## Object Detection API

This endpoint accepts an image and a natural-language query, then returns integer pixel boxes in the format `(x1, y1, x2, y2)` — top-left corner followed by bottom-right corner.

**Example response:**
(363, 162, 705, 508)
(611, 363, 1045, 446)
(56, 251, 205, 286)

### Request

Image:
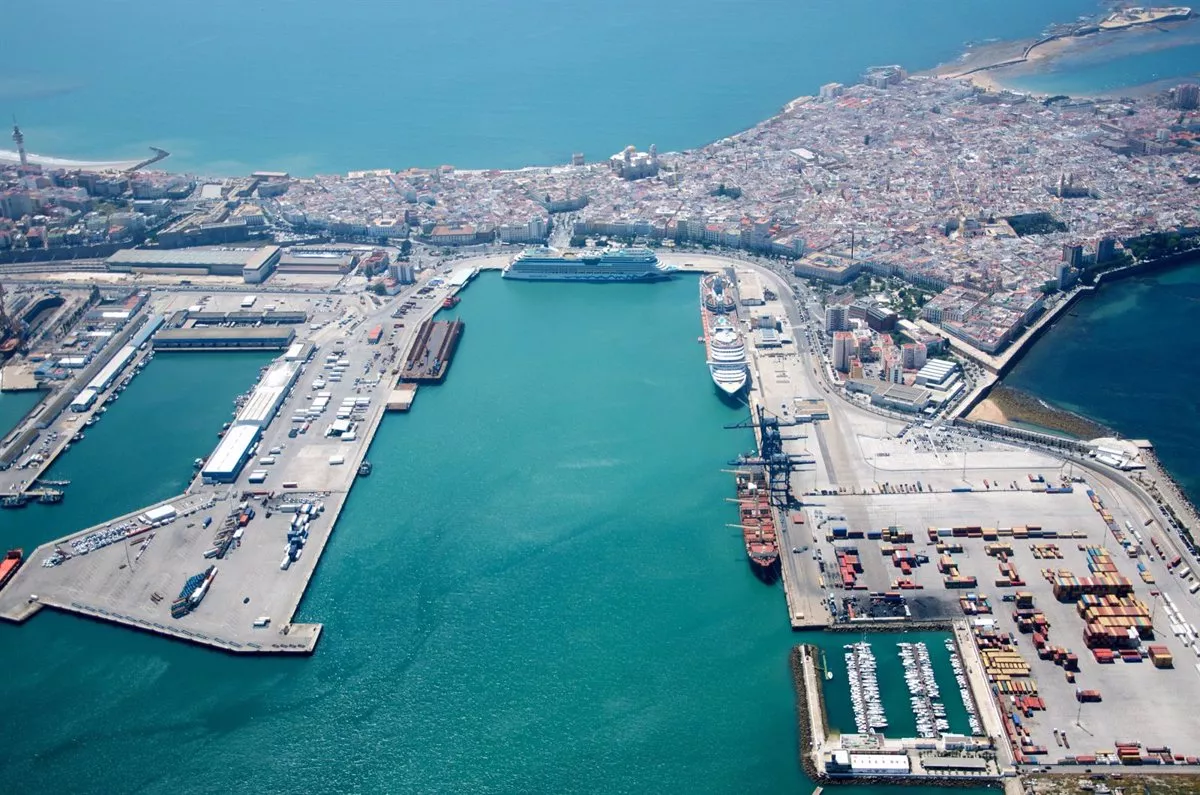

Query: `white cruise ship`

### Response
(707, 316, 749, 396)
(502, 246, 675, 282)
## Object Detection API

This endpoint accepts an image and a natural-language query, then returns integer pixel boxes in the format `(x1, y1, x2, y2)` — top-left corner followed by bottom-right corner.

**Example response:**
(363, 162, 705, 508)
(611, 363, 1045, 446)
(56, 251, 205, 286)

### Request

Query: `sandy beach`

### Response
(0, 149, 144, 171)
(967, 398, 1009, 424)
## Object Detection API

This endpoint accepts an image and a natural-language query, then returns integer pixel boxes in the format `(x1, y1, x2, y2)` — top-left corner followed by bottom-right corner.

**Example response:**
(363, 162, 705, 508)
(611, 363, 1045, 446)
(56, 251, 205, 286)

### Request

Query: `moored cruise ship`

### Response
(706, 316, 749, 396)
(701, 273, 736, 313)
(502, 246, 675, 282)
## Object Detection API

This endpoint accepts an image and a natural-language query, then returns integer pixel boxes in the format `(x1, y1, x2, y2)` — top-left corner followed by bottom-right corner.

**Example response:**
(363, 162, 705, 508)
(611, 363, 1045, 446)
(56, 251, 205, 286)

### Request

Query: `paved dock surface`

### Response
(0, 273, 468, 653)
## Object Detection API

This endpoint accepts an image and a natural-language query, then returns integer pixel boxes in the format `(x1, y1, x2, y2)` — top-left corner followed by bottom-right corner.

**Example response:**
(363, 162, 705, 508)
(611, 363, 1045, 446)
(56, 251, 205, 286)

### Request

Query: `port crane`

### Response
(725, 404, 813, 509)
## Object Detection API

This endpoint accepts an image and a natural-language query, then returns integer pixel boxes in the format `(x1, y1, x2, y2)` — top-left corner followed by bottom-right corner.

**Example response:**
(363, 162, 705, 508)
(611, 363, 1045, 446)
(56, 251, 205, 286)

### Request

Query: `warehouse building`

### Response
(86, 344, 137, 392)
(871, 383, 932, 413)
(184, 310, 307, 326)
(152, 327, 295, 351)
(201, 424, 261, 484)
(825, 750, 911, 777)
(106, 246, 280, 284)
(276, 245, 360, 275)
(70, 388, 98, 412)
(233, 360, 302, 429)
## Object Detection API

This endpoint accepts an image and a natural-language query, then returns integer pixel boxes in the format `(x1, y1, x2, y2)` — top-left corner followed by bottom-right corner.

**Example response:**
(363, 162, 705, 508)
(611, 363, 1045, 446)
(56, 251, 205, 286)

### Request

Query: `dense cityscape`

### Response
(2, 72, 1197, 360)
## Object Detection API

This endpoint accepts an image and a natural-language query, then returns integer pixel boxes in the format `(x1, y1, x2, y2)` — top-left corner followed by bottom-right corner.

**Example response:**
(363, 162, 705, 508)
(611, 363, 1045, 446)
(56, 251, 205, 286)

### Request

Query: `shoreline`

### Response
(926, 15, 1200, 97)
(11, 16, 1195, 179)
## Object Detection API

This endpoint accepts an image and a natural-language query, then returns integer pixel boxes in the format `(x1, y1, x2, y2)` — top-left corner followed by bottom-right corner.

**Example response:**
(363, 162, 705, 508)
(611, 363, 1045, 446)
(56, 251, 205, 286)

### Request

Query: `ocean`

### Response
(1006, 260, 1200, 507)
(0, 0, 1108, 175)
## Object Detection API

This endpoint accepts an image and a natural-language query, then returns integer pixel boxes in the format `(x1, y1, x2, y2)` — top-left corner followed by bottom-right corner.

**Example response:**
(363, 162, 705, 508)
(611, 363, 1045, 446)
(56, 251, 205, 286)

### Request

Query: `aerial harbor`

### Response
(1, 1, 1199, 793)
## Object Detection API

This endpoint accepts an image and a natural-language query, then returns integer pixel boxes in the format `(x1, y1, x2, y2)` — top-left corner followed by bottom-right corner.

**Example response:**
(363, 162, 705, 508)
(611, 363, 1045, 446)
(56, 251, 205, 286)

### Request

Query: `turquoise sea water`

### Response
(1007, 260, 1200, 506)
(0, 0, 1106, 174)
(0, 276, 968, 794)
(0, 389, 44, 441)
(999, 19, 1200, 97)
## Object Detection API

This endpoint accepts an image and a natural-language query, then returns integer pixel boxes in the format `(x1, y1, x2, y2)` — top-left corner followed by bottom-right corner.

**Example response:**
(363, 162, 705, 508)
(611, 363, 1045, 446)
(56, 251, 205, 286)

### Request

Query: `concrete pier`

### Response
(0, 277, 463, 653)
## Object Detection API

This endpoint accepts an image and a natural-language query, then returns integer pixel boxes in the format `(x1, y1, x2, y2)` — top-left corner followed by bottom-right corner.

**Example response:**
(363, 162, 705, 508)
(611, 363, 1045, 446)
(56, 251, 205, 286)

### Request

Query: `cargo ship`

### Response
(0, 549, 22, 591)
(502, 246, 675, 282)
(736, 469, 780, 582)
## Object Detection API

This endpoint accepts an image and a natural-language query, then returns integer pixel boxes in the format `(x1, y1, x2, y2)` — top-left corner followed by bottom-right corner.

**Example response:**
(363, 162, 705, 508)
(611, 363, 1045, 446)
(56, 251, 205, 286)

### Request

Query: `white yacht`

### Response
(707, 316, 749, 396)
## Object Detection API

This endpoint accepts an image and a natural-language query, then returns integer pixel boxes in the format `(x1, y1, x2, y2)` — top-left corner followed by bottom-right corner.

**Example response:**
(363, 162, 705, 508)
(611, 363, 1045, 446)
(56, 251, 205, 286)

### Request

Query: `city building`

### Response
(862, 65, 907, 89)
(609, 145, 660, 181)
(832, 331, 855, 372)
(825, 304, 850, 333)
(1097, 236, 1117, 264)
(1062, 243, 1084, 268)
(201, 424, 260, 484)
(866, 304, 898, 332)
(900, 342, 927, 370)
(819, 82, 845, 100)
(1175, 82, 1200, 110)
(1057, 261, 1076, 290)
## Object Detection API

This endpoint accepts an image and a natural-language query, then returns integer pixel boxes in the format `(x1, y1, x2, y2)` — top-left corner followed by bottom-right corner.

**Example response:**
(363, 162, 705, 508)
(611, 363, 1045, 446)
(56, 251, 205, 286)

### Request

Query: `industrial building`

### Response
(825, 750, 911, 776)
(737, 271, 765, 305)
(233, 360, 302, 429)
(276, 246, 360, 275)
(183, 310, 307, 327)
(106, 246, 281, 284)
(201, 424, 261, 483)
(70, 388, 98, 412)
(152, 327, 296, 351)
(870, 383, 932, 413)
(86, 344, 137, 392)
(914, 359, 958, 388)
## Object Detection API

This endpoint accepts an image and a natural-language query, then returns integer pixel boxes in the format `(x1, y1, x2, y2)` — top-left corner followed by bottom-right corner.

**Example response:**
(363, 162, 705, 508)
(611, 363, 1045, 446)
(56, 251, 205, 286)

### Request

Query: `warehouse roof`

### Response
(156, 327, 295, 341)
(202, 425, 260, 479)
(107, 246, 279, 268)
(921, 756, 988, 771)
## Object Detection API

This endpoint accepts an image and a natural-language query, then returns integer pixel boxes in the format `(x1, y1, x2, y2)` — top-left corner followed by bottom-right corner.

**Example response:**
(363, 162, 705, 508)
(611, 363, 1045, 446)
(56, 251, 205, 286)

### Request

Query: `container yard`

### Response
(793, 482, 1200, 769)
(0, 272, 467, 653)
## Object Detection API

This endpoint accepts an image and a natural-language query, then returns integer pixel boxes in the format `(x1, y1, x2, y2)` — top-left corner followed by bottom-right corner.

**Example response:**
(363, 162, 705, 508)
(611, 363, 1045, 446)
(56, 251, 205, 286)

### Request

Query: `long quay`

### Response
(401, 318, 464, 383)
(0, 275, 465, 654)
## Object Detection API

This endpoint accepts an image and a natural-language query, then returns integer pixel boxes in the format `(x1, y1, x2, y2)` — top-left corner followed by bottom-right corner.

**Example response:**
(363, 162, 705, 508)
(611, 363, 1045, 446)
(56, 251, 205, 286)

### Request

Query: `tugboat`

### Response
(0, 549, 23, 591)
(36, 489, 63, 505)
(358, 460, 373, 477)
